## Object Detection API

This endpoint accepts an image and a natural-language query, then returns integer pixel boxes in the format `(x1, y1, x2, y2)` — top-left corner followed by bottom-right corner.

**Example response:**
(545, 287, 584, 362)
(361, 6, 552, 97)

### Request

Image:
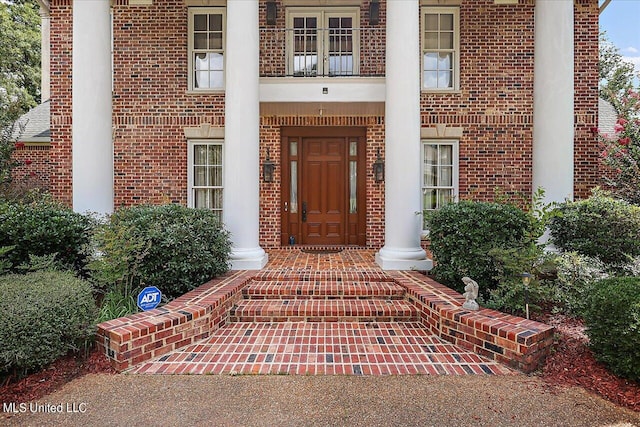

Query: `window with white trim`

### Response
(188, 8, 225, 90)
(421, 8, 459, 90)
(422, 140, 459, 227)
(188, 141, 223, 218)
(287, 7, 360, 77)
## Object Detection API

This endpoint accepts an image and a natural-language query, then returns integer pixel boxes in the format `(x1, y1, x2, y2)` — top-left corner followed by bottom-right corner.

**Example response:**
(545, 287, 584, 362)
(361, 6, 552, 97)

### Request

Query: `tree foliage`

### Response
(599, 31, 638, 113)
(0, 0, 41, 125)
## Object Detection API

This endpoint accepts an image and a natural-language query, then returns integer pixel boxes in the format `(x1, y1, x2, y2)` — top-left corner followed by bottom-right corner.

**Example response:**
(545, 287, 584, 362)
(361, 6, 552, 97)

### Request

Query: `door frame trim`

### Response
(280, 126, 367, 246)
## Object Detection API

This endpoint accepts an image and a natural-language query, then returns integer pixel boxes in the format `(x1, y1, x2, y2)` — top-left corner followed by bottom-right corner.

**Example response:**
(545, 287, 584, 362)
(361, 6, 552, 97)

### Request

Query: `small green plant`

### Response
(548, 252, 609, 317)
(549, 189, 640, 265)
(583, 277, 640, 382)
(0, 271, 97, 379)
(97, 289, 138, 323)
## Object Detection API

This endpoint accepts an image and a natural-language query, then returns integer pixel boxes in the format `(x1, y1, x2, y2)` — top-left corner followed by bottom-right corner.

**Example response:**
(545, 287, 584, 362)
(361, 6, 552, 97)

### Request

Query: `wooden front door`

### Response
(301, 137, 345, 245)
(281, 127, 366, 246)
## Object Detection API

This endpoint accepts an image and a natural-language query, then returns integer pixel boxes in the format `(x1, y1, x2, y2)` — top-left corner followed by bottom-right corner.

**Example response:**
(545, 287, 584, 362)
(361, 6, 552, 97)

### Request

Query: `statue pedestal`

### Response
(462, 300, 479, 311)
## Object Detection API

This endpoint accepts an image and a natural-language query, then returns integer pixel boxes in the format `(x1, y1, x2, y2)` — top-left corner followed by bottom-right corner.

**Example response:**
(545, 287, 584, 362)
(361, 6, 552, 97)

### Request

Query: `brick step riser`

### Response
(242, 281, 406, 301)
(229, 300, 420, 323)
(229, 315, 420, 323)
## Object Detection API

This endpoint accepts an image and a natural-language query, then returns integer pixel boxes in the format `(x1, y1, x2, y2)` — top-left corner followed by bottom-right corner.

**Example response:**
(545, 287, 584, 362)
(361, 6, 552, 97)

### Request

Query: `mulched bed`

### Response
(0, 347, 116, 405)
(1, 317, 638, 412)
(538, 314, 640, 412)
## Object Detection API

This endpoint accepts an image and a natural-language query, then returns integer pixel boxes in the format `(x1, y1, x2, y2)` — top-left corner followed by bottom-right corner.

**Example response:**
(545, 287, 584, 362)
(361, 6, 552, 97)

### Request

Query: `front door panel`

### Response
(301, 138, 345, 245)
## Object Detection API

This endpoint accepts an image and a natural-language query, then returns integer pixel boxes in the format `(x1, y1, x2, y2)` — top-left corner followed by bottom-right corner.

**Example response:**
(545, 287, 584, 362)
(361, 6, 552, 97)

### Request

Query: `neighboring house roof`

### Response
(598, 97, 618, 137)
(12, 100, 50, 143)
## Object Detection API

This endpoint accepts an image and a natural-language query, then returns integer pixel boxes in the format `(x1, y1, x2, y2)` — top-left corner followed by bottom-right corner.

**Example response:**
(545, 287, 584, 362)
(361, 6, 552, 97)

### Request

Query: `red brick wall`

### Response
(47, 0, 599, 247)
(422, 0, 535, 203)
(573, 0, 601, 199)
(9, 144, 50, 192)
(49, 0, 72, 206)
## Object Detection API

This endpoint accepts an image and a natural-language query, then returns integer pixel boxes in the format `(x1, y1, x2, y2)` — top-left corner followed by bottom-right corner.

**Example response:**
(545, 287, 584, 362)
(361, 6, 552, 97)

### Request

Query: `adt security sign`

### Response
(137, 286, 162, 311)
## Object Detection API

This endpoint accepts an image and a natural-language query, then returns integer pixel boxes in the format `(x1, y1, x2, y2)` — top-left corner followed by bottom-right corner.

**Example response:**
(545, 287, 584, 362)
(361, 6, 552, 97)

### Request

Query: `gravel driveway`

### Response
(3, 374, 639, 426)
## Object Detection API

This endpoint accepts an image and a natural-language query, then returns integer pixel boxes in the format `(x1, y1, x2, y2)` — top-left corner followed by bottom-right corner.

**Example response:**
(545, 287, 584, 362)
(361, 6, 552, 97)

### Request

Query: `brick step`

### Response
(242, 281, 406, 300)
(229, 299, 419, 323)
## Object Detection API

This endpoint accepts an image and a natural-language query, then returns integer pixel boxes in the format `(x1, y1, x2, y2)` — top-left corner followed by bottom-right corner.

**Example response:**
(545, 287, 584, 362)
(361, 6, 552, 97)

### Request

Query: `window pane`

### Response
(424, 14, 438, 30)
(194, 189, 208, 208)
(440, 32, 453, 50)
(194, 166, 207, 186)
(290, 141, 298, 157)
(209, 53, 224, 70)
(194, 14, 207, 31)
(439, 145, 453, 165)
(209, 166, 222, 186)
(439, 166, 453, 186)
(194, 145, 207, 164)
(208, 144, 222, 165)
(424, 52, 438, 71)
(440, 14, 453, 31)
(290, 161, 298, 213)
(425, 144, 438, 163)
(423, 189, 436, 210)
(209, 33, 223, 50)
(349, 160, 357, 214)
(209, 14, 222, 31)
(424, 32, 438, 50)
(349, 140, 357, 156)
(194, 33, 207, 50)
(438, 189, 453, 207)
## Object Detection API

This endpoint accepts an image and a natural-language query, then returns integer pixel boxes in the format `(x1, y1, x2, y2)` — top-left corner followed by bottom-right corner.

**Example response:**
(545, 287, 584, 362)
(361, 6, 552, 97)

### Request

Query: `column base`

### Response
(375, 247, 433, 271)
(229, 247, 268, 270)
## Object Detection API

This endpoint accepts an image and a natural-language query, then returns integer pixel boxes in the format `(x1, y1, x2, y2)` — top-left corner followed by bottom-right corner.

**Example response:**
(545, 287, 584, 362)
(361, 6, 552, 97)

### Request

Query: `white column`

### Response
(224, 0, 268, 269)
(533, 0, 574, 204)
(40, 6, 50, 102)
(376, 0, 431, 271)
(72, 0, 113, 215)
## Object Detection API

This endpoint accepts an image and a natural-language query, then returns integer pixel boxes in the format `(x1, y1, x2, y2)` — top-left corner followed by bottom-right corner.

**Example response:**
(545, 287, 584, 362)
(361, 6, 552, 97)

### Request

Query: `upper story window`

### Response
(422, 140, 459, 228)
(421, 7, 459, 91)
(287, 8, 360, 77)
(188, 8, 225, 91)
(188, 140, 224, 219)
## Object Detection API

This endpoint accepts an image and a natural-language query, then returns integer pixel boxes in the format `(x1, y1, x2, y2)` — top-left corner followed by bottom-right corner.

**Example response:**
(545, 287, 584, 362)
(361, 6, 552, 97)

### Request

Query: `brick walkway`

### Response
(123, 249, 518, 376)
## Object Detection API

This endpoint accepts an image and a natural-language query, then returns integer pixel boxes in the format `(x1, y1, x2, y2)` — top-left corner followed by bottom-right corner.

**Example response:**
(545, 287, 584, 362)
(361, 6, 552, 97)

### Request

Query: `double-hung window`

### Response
(188, 8, 225, 90)
(287, 8, 360, 77)
(422, 7, 459, 90)
(188, 141, 223, 218)
(422, 140, 459, 228)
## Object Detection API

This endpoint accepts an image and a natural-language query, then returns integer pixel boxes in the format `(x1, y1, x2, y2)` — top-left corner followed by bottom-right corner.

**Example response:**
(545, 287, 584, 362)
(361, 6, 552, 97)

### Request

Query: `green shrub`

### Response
(90, 204, 231, 300)
(0, 200, 92, 273)
(548, 252, 609, 317)
(0, 271, 96, 377)
(549, 190, 640, 265)
(583, 277, 640, 382)
(426, 200, 534, 297)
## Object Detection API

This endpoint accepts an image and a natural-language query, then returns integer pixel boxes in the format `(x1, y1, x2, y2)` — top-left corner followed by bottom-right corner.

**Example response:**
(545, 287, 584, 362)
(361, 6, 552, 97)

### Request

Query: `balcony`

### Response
(259, 27, 386, 107)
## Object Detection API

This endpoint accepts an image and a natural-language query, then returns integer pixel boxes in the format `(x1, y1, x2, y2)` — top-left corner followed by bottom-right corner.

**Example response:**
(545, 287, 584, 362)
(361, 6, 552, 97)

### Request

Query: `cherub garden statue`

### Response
(462, 276, 479, 311)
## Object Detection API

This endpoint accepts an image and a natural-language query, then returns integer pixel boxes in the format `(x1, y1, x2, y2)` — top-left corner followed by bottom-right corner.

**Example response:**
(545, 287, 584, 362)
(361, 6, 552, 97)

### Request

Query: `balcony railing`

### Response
(260, 27, 386, 78)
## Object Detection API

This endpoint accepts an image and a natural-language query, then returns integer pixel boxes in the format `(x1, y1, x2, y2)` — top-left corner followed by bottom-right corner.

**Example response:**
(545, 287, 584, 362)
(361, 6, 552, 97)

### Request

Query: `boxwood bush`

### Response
(549, 191, 640, 265)
(91, 204, 231, 300)
(426, 200, 534, 297)
(0, 271, 96, 377)
(583, 277, 640, 382)
(0, 200, 92, 273)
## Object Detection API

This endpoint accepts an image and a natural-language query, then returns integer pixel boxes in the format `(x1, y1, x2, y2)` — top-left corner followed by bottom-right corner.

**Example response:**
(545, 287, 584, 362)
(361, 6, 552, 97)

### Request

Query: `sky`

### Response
(599, 0, 640, 80)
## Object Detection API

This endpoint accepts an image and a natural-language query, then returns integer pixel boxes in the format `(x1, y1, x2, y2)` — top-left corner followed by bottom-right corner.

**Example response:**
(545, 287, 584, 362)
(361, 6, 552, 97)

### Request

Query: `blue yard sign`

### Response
(137, 286, 162, 311)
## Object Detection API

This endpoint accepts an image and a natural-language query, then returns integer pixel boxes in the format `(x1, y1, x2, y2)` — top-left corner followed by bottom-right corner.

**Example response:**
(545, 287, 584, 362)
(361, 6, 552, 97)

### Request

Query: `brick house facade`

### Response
(41, 0, 600, 270)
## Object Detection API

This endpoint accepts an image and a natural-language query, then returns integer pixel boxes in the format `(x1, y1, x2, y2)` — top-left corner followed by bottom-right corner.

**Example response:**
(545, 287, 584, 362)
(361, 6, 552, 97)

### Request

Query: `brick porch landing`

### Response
(96, 249, 554, 375)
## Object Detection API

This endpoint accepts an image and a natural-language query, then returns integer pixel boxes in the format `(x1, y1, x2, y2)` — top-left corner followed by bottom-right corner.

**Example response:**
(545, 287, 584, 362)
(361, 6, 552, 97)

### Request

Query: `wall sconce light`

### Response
(266, 1, 277, 25)
(521, 272, 532, 319)
(373, 147, 385, 183)
(369, 0, 380, 25)
(263, 148, 275, 182)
